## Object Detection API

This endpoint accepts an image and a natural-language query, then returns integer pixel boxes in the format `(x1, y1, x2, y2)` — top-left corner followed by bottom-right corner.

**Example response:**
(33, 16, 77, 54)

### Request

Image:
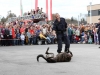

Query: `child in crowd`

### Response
(20, 32, 25, 45)
(88, 36, 93, 44)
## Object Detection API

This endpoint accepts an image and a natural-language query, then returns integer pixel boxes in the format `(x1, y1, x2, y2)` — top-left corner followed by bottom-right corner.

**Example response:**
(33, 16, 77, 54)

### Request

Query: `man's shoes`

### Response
(65, 50, 73, 57)
(57, 51, 62, 54)
(99, 46, 100, 48)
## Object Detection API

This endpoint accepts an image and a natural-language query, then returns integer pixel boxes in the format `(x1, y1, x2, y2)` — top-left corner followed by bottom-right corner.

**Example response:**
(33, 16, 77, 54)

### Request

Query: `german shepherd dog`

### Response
(37, 47, 73, 63)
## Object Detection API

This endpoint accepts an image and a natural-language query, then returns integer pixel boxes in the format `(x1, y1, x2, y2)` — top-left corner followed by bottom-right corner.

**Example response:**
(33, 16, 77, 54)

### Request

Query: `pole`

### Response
(90, 2, 92, 24)
(35, 0, 38, 11)
(50, 0, 52, 20)
(46, 0, 48, 21)
(20, 0, 23, 17)
(78, 15, 79, 26)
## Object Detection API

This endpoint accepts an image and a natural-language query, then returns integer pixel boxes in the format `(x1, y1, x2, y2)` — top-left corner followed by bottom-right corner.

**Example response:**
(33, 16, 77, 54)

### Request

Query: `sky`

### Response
(0, 0, 100, 19)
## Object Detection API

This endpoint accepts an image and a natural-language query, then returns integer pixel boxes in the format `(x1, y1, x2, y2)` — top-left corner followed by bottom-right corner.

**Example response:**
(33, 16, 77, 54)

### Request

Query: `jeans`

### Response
(12, 39, 16, 46)
(33, 37, 37, 44)
(21, 40, 24, 45)
(46, 37, 51, 43)
(16, 39, 20, 45)
(50, 38, 55, 44)
(68, 35, 72, 43)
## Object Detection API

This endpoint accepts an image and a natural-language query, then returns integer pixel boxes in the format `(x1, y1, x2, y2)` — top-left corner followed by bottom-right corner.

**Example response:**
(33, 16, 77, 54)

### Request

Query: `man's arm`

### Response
(52, 30, 56, 35)
(52, 20, 57, 36)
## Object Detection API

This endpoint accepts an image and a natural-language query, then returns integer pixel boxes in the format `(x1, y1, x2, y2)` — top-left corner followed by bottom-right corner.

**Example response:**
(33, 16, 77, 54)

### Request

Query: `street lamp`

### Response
(78, 15, 79, 26)
(78, 13, 82, 26)
(90, 2, 92, 24)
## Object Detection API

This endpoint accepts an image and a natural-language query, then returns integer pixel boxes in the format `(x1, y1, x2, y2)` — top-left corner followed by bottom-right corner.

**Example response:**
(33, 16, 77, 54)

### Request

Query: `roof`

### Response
(87, 4, 100, 7)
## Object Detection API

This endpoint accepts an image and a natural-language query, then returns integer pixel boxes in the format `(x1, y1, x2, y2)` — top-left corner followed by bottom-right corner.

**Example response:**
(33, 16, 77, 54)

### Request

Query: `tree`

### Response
(80, 18, 87, 24)
(5, 11, 17, 23)
(6, 13, 16, 20)
(71, 17, 74, 21)
(1, 17, 6, 23)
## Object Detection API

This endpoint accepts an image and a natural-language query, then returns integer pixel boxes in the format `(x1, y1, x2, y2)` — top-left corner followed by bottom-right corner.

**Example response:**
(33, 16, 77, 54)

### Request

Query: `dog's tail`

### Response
(37, 54, 47, 62)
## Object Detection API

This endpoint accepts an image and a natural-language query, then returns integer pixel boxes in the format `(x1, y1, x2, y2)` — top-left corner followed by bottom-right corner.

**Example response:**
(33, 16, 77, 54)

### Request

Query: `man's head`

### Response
(55, 13, 60, 20)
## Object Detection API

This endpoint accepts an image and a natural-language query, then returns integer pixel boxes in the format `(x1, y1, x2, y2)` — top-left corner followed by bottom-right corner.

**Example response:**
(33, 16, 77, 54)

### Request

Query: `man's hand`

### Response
(52, 30, 56, 37)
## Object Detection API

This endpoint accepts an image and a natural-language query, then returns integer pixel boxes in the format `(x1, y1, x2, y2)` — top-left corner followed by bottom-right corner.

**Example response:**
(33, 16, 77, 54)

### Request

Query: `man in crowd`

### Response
(96, 18, 100, 48)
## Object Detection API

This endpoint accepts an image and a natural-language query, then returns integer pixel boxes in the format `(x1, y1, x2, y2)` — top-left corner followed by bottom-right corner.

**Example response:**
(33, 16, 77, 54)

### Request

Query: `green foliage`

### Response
(0, 12, 16, 23)
(1, 17, 6, 23)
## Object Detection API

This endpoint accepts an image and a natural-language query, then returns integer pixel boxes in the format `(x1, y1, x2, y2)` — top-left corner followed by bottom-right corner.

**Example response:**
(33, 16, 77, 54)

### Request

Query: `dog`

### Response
(37, 47, 73, 63)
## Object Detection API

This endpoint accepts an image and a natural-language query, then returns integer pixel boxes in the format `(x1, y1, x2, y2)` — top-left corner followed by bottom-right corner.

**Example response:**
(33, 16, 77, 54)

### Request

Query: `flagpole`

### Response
(50, 0, 52, 20)
(46, 0, 48, 21)
(35, 0, 38, 11)
(20, 0, 23, 17)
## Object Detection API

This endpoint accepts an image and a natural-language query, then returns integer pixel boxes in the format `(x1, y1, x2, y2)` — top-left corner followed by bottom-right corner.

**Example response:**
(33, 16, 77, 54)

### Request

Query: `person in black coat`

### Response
(96, 18, 100, 48)
(52, 13, 71, 53)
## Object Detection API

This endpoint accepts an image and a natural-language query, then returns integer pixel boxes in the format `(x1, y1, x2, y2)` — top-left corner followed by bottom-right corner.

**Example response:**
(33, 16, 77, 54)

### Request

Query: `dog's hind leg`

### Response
(37, 54, 47, 62)
(45, 47, 54, 58)
(45, 47, 54, 55)
(45, 47, 50, 54)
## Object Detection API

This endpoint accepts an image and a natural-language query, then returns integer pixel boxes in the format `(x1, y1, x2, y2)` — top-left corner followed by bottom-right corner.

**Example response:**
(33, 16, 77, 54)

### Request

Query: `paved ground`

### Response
(0, 44, 100, 75)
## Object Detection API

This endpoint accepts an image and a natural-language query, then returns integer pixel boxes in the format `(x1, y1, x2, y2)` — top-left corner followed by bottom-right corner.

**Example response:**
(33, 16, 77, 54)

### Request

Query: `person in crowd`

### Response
(9, 25, 13, 45)
(20, 32, 25, 45)
(68, 24, 73, 43)
(94, 28, 98, 44)
(96, 18, 100, 48)
(12, 26, 16, 45)
(88, 35, 93, 44)
(0, 26, 5, 46)
(29, 26, 34, 45)
(26, 29, 31, 45)
(75, 28, 80, 43)
(4, 26, 10, 46)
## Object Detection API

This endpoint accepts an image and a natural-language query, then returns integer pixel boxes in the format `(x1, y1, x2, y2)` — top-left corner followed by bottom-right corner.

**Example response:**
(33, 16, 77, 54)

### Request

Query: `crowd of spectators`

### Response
(0, 22, 99, 46)
(0, 23, 56, 46)
(0, 7, 99, 46)
(67, 23, 98, 44)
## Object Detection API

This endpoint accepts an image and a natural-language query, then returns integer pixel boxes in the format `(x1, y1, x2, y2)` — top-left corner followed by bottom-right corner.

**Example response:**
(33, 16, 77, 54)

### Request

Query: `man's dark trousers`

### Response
(98, 33, 100, 45)
(57, 32, 70, 53)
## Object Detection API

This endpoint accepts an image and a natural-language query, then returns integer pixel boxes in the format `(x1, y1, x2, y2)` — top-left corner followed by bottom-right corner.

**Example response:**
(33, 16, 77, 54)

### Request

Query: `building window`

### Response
(88, 11, 90, 16)
(98, 10, 100, 15)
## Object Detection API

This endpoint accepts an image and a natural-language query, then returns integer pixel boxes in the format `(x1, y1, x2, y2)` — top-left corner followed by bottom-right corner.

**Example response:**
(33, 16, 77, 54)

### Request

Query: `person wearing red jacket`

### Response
(12, 27, 16, 45)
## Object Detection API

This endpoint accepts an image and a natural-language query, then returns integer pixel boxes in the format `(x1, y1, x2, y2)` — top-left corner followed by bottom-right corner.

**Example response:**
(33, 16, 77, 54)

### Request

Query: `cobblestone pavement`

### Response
(0, 44, 100, 75)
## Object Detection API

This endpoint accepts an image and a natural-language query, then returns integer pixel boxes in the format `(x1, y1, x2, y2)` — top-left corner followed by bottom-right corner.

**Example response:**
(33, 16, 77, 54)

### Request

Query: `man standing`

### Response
(96, 18, 100, 48)
(52, 13, 70, 53)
